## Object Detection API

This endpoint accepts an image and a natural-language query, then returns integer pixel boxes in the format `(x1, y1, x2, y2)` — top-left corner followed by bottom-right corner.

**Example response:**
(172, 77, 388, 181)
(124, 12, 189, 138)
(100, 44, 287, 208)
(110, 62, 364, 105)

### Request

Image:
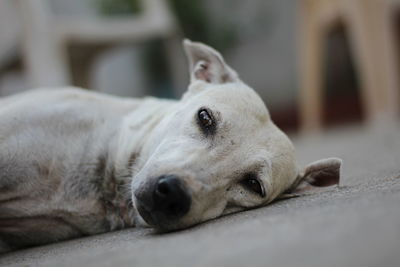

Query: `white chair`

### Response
(16, 0, 186, 95)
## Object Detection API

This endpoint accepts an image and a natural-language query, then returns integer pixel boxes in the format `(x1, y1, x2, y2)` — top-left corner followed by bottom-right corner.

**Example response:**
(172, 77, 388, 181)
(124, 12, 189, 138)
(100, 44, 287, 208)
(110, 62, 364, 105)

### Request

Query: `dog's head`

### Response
(132, 40, 342, 230)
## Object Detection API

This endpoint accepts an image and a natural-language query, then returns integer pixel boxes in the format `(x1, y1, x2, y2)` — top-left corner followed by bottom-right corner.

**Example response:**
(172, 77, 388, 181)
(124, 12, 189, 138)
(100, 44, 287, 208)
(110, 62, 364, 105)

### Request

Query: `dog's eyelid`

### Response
(256, 177, 266, 198)
(240, 172, 266, 197)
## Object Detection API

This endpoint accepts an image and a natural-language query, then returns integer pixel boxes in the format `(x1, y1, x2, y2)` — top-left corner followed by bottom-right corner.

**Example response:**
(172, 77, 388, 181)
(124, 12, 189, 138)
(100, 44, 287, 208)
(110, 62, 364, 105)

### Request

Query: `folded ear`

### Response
(183, 39, 240, 84)
(282, 158, 342, 197)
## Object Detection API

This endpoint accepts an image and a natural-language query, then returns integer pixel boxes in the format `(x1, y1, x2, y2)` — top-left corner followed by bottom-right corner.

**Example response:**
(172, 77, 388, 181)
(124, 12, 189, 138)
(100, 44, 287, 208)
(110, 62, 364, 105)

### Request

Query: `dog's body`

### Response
(0, 89, 169, 250)
(0, 40, 341, 252)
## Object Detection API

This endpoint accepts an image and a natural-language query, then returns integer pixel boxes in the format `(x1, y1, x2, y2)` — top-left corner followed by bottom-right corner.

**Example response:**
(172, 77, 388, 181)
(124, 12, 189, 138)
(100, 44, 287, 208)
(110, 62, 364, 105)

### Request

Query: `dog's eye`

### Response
(197, 108, 215, 134)
(198, 109, 213, 127)
(241, 174, 265, 197)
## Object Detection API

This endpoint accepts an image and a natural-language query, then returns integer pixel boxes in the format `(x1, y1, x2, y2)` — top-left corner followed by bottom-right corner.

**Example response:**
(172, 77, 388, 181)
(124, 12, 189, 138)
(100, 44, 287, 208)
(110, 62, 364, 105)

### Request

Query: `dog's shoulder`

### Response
(0, 87, 140, 243)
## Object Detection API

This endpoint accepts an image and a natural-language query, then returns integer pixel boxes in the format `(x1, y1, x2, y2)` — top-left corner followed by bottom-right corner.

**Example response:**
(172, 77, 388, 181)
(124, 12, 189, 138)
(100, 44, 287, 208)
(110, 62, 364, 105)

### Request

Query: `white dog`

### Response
(0, 40, 341, 252)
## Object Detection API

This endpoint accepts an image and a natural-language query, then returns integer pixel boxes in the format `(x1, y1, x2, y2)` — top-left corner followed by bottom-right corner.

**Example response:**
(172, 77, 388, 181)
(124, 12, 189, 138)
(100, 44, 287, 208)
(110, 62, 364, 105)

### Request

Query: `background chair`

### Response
(299, 0, 399, 133)
(16, 0, 186, 96)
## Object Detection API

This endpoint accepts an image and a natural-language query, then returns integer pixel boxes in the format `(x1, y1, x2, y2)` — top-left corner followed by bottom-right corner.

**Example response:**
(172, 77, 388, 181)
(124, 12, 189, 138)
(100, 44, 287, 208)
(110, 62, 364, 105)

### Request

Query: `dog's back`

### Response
(0, 88, 139, 251)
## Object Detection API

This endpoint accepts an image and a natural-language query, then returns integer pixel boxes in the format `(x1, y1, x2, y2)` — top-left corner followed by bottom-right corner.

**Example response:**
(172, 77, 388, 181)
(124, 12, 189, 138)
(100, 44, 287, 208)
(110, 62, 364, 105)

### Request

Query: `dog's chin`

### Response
(136, 203, 157, 226)
(135, 202, 189, 232)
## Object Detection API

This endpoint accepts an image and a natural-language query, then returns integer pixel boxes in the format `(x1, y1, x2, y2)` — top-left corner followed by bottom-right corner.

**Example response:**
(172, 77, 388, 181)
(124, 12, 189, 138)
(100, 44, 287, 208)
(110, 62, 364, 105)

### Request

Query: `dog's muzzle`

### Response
(134, 175, 192, 228)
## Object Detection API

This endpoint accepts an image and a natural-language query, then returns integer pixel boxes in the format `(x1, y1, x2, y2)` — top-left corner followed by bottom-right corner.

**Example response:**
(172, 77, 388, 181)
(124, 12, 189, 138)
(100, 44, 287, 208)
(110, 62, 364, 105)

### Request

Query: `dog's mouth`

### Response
(135, 198, 190, 230)
(135, 200, 157, 226)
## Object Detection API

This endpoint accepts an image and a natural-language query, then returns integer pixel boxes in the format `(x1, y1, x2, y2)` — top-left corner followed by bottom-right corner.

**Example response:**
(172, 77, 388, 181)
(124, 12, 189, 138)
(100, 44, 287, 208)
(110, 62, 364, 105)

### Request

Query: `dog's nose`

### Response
(153, 175, 191, 218)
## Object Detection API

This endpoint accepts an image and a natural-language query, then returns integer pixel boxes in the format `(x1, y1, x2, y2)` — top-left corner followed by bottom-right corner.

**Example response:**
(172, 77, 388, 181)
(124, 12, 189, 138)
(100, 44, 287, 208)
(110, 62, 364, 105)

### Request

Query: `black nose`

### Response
(153, 175, 191, 219)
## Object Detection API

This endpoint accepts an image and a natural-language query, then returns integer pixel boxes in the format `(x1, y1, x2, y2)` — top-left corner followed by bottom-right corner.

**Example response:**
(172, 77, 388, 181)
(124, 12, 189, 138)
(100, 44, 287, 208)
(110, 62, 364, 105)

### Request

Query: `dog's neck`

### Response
(108, 98, 179, 227)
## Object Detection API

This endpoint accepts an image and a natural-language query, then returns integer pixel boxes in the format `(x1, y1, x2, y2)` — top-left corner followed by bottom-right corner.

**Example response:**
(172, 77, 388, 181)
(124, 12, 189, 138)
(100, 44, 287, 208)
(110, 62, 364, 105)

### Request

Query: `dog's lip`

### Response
(135, 197, 185, 229)
(135, 199, 157, 226)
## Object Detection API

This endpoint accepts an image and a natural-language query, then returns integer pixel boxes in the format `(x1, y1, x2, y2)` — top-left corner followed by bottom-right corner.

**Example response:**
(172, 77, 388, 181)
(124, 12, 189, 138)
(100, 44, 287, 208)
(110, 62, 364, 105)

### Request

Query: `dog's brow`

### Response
(238, 163, 263, 178)
(245, 160, 271, 176)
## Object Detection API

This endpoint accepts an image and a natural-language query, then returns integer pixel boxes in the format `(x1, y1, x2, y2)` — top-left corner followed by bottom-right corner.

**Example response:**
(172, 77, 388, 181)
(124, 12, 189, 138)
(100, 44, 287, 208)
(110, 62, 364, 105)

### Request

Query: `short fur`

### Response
(0, 40, 341, 252)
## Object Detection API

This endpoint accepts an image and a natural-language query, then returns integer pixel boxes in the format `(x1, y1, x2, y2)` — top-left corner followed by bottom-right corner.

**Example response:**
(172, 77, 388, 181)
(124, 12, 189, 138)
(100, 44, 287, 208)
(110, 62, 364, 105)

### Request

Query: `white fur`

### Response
(0, 40, 341, 251)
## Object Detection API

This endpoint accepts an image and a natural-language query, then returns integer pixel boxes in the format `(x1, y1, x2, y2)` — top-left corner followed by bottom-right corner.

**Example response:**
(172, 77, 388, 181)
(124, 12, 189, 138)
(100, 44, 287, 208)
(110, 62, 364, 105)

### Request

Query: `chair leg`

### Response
(345, 0, 383, 124)
(380, 1, 400, 121)
(299, 5, 324, 133)
(17, 0, 71, 88)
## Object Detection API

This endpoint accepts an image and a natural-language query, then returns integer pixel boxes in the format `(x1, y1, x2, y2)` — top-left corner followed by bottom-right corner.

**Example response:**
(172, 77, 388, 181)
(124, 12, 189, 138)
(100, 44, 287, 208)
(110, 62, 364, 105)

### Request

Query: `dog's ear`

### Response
(183, 39, 240, 84)
(281, 158, 342, 198)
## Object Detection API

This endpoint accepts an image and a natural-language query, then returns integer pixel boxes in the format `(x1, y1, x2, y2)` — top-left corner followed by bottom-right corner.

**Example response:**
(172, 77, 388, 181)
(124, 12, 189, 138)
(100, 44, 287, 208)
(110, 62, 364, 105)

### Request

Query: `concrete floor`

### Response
(1, 124, 400, 267)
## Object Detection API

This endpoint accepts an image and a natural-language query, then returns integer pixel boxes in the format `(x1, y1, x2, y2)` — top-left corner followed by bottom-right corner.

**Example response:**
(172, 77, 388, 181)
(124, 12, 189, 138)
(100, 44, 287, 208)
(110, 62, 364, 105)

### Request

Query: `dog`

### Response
(0, 40, 342, 252)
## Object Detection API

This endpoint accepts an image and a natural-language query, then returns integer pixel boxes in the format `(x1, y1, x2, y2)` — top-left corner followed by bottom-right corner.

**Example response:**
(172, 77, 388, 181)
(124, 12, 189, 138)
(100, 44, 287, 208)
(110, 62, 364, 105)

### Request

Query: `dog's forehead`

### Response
(190, 83, 270, 124)
(183, 81, 296, 166)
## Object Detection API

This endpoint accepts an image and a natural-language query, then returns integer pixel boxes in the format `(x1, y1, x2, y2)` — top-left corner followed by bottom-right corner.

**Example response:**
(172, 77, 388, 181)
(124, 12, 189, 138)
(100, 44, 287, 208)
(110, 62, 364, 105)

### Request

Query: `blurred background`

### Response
(1, 2, 400, 266)
(0, 0, 399, 134)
